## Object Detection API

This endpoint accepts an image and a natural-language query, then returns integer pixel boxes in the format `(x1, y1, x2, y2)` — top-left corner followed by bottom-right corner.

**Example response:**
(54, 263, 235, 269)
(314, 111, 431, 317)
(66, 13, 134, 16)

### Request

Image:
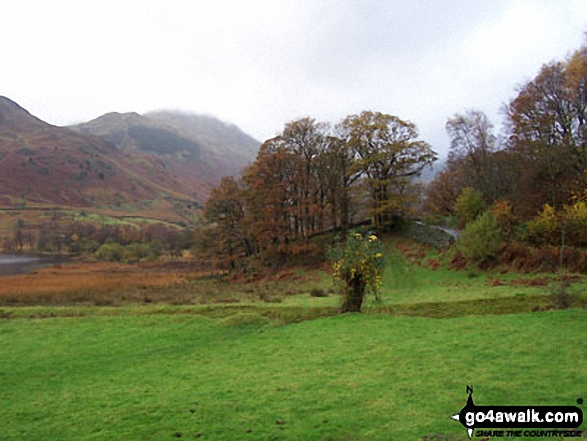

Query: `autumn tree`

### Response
(242, 137, 302, 260)
(425, 45, 587, 232)
(200, 111, 435, 270)
(446, 110, 496, 162)
(445, 110, 499, 199)
(318, 134, 363, 230)
(280, 118, 325, 237)
(506, 46, 587, 213)
(425, 111, 517, 218)
(422, 167, 461, 216)
(242, 119, 358, 262)
(339, 111, 436, 226)
(201, 176, 251, 269)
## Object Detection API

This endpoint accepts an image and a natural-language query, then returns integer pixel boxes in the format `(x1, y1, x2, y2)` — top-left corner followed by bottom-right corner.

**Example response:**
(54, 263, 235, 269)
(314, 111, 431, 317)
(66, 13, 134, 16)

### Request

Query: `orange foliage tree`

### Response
(200, 112, 436, 269)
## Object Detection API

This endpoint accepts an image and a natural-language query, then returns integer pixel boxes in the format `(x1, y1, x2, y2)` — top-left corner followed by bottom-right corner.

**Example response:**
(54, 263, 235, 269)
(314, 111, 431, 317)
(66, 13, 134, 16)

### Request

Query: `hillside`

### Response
(0, 96, 195, 223)
(70, 111, 260, 200)
(145, 110, 259, 170)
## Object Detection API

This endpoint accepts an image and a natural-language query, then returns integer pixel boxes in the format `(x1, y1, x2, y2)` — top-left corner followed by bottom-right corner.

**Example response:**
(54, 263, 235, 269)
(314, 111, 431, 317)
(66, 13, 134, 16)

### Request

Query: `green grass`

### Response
(0, 311, 584, 440)
(377, 240, 552, 306)
(71, 209, 168, 227)
(1, 236, 585, 439)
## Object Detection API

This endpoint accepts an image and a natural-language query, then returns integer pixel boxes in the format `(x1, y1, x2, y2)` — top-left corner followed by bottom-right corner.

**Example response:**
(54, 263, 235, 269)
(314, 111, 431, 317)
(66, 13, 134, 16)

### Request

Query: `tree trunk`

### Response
(341, 274, 365, 313)
(340, 189, 350, 231)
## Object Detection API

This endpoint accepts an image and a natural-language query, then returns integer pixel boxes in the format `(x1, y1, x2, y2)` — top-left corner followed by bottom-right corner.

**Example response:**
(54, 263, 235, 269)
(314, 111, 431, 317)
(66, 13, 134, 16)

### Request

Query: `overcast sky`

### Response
(1, 0, 585, 157)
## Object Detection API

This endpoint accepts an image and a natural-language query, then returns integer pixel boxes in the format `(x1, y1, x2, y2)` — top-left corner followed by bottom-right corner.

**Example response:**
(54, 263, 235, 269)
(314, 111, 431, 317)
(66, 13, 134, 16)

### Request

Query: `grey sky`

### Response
(1, 0, 585, 157)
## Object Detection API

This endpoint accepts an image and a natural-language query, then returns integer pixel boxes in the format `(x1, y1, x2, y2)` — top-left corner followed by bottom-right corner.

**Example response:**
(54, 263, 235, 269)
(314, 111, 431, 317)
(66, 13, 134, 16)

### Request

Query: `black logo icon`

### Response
(451, 386, 583, 439)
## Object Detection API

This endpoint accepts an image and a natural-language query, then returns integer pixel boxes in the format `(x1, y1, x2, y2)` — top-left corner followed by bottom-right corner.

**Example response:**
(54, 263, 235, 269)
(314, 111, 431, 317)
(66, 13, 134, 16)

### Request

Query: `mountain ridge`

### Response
(0, 96, 58, 133)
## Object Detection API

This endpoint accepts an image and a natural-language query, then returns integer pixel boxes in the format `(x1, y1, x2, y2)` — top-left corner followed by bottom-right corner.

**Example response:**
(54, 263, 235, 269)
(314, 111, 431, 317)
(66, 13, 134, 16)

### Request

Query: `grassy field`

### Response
(0, 237, 585, 440)
(1, 311, 584, 440)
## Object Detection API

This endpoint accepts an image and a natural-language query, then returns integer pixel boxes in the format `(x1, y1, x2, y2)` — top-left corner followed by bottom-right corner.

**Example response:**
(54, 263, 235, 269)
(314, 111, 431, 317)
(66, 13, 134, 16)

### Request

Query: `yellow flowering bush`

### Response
(331, 231, 385, 312)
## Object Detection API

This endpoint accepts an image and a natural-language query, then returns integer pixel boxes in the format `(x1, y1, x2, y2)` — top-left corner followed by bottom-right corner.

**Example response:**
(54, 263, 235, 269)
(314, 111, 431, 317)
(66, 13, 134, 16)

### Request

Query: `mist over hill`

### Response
(145, 110, 260, 166)
(69, 112, 201, 157)
(70, 111, 260, 199)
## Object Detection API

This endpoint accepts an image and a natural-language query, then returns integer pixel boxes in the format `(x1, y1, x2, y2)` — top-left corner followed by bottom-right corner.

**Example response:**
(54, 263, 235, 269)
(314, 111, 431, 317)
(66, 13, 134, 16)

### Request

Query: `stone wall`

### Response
(397, 219, 456, 249)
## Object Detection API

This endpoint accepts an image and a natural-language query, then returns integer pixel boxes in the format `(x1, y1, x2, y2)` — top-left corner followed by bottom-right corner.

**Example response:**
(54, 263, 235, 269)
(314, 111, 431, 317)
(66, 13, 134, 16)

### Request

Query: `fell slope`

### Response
(0, 96, 194, 223)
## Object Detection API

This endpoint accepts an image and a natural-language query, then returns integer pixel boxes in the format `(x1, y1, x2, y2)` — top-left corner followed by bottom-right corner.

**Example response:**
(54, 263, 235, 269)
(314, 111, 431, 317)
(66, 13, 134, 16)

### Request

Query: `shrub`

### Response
(94, 241, 162, 263)
(310, 288, 328, 297)
(454, 187, 486, 227)
(549, 279, 577, 310)
(526, 204, 559, 245)
(491, 200, 517, 239)
(563, 201, 587, 246)
(457, 211, 502, 263)
(526, 201, 587, 247)
(95, 243, 127, 262)
(125, 242, 162, 263)
(78, 238, 99, 254)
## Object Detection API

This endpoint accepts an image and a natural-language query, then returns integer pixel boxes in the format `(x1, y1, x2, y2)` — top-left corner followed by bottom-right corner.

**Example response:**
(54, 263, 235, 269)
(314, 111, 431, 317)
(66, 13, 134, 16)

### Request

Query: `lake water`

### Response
(0, 254, 67, 276)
